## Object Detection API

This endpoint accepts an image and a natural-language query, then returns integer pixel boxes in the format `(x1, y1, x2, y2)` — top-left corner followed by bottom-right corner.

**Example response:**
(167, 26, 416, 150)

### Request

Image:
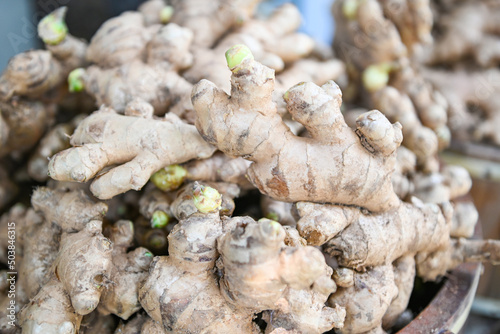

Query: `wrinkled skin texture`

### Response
(0, 100, 56, 158)
(332, 0, 406, 70)
(423, 68, 500, 146)
(183, 3, 318, 93)
(169, 0, 260, 48)
(219, 220, 344, 333)
(98, 221, 153, 320)
(192, 56, 402, 212)
(52, 221, 113, 315)
(382, 255, 415, 329)
(0, 51, 63, 101)
(430, 2, 500, 67)
(184, 152, 253, 190)
(19, 279, 82, 334)
(81, 60, 193, 116)
(328, 265, 398, 334)
(297, 199, 452, 271)
(48, 105, 216, 199)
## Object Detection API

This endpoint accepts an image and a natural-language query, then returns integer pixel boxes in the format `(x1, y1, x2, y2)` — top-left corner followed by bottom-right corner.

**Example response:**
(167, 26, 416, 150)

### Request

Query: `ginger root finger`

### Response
(48, 106, 215, 199)
(192, 45, 402, 212)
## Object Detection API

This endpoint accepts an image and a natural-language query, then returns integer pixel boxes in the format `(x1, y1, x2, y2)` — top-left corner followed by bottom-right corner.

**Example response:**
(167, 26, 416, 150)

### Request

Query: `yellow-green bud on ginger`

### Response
(151, 210, 169, 228)
(342, 0, 359, 20)
(258, 218, 283, 238)
(192, 182, 222, 213)
(362, 63, 394, 93)
(265, 212, 280, 222)
(160, 6, 174, 24)
(38, 7, 68, 45)
(68, 68, 85, 93)
(150, 165, 187, 192)
(225, 44, 254, 71)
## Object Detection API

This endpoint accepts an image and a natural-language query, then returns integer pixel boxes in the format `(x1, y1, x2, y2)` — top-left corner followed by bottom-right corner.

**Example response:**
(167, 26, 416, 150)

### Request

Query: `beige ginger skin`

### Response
(192, 45, 403, 212)
(48, 102, 216, 199)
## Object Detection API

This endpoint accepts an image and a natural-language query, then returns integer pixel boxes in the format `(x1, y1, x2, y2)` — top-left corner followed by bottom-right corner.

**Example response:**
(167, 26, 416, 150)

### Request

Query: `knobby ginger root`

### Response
(0, 204, 33, 265)
(323, 199, 449, 269)
(219, 218, 344, 333)
(333, 0, 450, 164)
(38, 7, 88, 75)
(142, 177, 239, 222)
(0, 100, 56, 158)
(86, 11, 158, 68)
(18, 187, 107, 303)
(451, 201, 479, 238)
(391, 146, 416, 199)
(98, 221, 153, 319)
(19, 279, 82, 334)
(423, 68, 500, 146)
(328, 264, 397, 334)
(48, 104, 215, 199)
(0, 50, 63, 101)
(379, 0, 434, 53)
(0, 8, 85, 102)
(430, 2, 500, 67)
(169, 182, 238, 220)
(150, 152, 253, 192)
(75, 23, 195, 116)
(333, 0, 406, 70)
(183, 3, 317, 92)
(139, 0, 173, 26)
(192, 45, 402, 212)
(168, 0, 260, 48)
(138, 185, 344, 333)
(411, 165, 472, 204)
(296, 198, 451, 269)
(382, 255, 415, 329)
(0, 166, 17, 210)
(261, 195, 296, 226)
(28, 115, 83, 182)
(371, 85, 440, 171)
(52, 220, 113, 315)
(416, 238, 500, 281)
(139, 187, 175, 228)
(139, 213, 259, 333)
(183, 152, 253, 190)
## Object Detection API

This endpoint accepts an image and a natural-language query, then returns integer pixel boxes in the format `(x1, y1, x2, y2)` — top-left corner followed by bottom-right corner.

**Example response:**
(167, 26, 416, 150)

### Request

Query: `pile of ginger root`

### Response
(0, 1, 500, 334)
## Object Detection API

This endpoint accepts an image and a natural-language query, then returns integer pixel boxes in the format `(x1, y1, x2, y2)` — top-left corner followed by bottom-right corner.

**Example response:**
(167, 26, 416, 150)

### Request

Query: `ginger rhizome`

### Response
(75, 21, 195, 116)
(2, 0, 499, 332)
(98, 221, 153, 320)
(332, 0, 450, 171)
(192, 45, 402, 212)
(423, 68, 500, 146)
(0, 7, 86, 102)
(48, 103, 215, 199)
(139, 186, 345, 333)
(429, 1, 500, 67)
